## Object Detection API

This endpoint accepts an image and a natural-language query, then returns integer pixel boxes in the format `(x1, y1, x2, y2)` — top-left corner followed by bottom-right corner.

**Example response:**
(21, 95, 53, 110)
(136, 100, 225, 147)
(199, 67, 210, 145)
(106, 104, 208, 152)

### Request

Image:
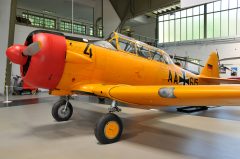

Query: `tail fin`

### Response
(200, 52, 219, 78)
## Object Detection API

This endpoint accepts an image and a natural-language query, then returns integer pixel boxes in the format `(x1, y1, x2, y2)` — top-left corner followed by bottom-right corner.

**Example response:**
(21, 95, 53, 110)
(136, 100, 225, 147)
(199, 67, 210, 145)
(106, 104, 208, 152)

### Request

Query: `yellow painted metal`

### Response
(200, 52, 220, 78)
(104, 121, 120, 139)
(50, 32, 240, 107)
(55, 39, 199, 92)
(93, 85, 240, 106)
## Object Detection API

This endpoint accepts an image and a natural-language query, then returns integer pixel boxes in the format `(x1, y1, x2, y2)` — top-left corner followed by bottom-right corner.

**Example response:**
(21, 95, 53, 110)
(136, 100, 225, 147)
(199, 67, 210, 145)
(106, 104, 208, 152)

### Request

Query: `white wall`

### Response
(131, 22, 156, 39)
(103, 0, 121, 38)
(0, 0, 12, 95)
(162, 41, 240, 78)
(94, 0, 103, 26)
(181, 0, 216, 8)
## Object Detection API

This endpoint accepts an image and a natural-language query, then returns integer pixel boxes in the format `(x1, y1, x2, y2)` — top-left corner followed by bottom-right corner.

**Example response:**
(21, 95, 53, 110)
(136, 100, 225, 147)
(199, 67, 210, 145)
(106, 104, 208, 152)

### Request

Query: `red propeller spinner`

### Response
(6, 30, 67, 89)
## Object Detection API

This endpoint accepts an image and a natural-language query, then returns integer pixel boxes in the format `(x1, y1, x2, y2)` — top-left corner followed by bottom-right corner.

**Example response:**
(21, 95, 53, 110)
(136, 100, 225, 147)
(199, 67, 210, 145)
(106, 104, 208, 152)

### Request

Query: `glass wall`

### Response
(60, 21, 86, 34)
(16, 0, 103, 38)
(158, 0, 240, 43)
(22, 13, 55, 29)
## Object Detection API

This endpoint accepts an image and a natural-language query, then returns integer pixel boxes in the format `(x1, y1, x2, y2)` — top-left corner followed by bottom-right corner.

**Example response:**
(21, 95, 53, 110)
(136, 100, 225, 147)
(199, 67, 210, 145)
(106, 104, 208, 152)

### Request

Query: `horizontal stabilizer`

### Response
(199, 76, 240, 84)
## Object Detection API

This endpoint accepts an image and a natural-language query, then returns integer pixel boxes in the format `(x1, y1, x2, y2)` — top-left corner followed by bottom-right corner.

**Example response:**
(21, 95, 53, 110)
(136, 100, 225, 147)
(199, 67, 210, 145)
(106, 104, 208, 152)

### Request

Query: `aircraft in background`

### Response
(6, 30, 240, 144)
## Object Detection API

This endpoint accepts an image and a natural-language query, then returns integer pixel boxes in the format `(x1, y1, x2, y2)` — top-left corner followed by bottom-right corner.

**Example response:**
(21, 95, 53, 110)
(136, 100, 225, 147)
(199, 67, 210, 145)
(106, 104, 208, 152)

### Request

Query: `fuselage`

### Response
(55, 38, 200, 95)
(5, 30, 205, 96)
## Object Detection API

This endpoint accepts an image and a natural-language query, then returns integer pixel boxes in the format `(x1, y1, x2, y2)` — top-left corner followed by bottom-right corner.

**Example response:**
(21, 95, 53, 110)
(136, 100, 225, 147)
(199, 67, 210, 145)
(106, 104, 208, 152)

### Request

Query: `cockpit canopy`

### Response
(106, 32, 173, 65)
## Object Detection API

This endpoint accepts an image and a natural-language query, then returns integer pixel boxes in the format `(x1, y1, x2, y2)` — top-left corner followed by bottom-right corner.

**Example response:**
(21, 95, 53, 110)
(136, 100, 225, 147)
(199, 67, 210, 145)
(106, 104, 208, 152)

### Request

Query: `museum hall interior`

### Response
(1, 0, 240, 158)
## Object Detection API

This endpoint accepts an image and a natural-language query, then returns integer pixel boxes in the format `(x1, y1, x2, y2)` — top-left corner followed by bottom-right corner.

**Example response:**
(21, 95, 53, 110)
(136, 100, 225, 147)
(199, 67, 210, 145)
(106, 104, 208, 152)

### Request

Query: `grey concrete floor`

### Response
(1, 94, 240, 159)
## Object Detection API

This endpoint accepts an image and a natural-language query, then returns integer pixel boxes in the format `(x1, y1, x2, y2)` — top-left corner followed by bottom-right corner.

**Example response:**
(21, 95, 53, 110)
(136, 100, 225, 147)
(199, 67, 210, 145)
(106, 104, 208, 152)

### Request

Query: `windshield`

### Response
(162, 53, 173, 64)
(93, 41, 116, 50)
(107, 32, 174, 64)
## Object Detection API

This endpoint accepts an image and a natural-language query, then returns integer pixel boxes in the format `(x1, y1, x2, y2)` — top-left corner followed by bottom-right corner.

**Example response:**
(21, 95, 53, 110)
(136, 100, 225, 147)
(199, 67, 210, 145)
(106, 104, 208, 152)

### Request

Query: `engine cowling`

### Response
(6, 30, 66, 89)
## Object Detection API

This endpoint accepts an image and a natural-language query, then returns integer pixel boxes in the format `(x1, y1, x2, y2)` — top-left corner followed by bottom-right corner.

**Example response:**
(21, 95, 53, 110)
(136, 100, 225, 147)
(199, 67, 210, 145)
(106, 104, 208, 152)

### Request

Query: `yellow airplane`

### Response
(6, 30, 240, 144)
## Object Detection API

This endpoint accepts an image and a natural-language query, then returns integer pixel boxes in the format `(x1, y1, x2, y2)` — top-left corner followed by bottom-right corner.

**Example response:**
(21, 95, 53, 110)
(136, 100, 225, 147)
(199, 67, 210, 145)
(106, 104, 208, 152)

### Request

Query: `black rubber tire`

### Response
(51, 99, 73, 122)
(94, 113, 123, 144)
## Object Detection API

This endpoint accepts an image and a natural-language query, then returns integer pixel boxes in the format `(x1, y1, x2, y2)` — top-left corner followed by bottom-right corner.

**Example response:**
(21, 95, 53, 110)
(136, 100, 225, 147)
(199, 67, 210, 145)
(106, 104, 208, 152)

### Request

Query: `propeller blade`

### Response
(23, 41, 41, 56)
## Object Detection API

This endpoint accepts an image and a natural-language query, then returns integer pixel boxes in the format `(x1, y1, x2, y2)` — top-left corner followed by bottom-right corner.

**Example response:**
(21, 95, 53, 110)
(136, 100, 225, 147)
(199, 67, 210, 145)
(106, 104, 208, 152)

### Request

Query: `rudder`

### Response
(200, 52, 219, 78)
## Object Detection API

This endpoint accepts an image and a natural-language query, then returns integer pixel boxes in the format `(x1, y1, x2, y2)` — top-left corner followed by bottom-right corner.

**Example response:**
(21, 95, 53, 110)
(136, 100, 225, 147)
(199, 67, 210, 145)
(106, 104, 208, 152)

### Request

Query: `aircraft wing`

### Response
(75, 84, 240, 106)
(199, 76, 240, 84)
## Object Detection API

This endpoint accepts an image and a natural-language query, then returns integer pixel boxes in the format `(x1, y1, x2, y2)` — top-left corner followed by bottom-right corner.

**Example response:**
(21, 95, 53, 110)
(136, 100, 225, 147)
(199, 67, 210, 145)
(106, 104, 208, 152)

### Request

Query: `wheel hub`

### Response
(104, 121, 119, 139)
(58, 105, 70, 118)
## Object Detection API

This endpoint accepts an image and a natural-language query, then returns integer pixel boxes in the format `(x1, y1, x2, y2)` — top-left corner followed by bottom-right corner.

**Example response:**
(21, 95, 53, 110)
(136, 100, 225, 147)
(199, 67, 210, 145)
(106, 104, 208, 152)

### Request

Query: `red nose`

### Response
(6, 31, 66, 89)
(6, 45, 27, 65)
(23, 32, 66, 89)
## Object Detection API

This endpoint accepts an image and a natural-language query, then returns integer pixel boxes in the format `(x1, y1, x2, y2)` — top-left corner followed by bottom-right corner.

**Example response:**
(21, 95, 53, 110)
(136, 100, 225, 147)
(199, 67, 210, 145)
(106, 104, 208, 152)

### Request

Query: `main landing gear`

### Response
(51, 97, 123, 144)
(94, 100, 123, 144)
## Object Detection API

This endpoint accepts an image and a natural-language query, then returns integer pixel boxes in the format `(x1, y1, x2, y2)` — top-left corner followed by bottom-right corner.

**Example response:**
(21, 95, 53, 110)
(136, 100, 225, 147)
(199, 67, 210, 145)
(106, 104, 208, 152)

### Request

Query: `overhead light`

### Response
(152, 3, 180, 15)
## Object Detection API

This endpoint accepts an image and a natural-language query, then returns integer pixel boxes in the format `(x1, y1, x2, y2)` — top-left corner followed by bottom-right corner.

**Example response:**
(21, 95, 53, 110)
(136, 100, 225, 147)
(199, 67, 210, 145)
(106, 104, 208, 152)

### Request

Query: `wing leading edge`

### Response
(90, 85, 240, 106)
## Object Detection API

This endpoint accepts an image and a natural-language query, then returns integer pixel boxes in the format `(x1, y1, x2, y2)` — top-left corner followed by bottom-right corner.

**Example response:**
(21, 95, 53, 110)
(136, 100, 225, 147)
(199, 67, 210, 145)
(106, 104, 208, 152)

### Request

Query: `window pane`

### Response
(207, 3, 213, 13)
(164, 21, 169, 42)
(229, 9, 237, 36)
(118, 39, 127, 51)
(238, 9, 240, 35)
(229, 0, 237, 9)
(149, 50, 156, 59)
(158, 22, 164, 43)
(187, 17, 192, 40)
(153, 53, 165, 63)
(214, 1, 221, 12)
(200, 5, 204, 14)
(98, 28, 102, 37)
(200, 15, 204, 39)
(193, 6, 199, 15)
(110, 38, 116, 48)
(221, 11, 229, 37)
(214, 12, 221, 38)
(89, 27, 93, 36)
(162, 53, 172, 64)
(176, 11, 180, 18)
(170, 20, 175, 42)
(159, 16, 163, 21)
(181, 10, 186, 17)
(181, 18, 187, 41)
(164, 14, 169, 20)
(221, 0, 229, 10)
(187, 8, 192, 16)
(193, 16, 199, 39)
(125, 43, 136, 54)
(170, 14, 175, 20)
(176, 19, 181, 41)
(137, 46, 150, 58)
(207, 13, 213, 38)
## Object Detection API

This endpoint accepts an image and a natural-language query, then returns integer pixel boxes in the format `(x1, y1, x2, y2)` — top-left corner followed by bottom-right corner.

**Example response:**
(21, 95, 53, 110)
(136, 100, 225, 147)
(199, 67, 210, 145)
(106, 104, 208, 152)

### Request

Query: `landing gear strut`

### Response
(94, 100, 123, 144)
(108, 100, 121, 112)
(52, 96, 73, 121)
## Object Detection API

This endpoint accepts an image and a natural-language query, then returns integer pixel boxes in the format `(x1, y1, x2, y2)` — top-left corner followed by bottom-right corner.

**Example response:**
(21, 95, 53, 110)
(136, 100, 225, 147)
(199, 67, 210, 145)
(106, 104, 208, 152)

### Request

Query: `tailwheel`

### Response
(94, 113, 123, 144)
(51, 99, 73, 121)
